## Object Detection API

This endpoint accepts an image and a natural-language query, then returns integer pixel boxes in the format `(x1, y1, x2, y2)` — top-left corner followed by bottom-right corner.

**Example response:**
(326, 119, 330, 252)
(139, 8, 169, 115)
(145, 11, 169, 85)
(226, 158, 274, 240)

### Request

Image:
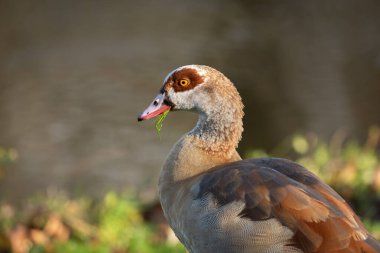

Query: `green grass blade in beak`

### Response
(155, 110, 170, 138)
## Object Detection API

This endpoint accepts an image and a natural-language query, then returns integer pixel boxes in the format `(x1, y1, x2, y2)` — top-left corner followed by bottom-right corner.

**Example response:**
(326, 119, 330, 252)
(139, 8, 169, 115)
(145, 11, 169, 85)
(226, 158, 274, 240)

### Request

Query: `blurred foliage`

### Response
(0, 147, 18, 178)
(0, 191, 186, 253)
(2, 127, 380, 252)
(246, 126, 380, 239)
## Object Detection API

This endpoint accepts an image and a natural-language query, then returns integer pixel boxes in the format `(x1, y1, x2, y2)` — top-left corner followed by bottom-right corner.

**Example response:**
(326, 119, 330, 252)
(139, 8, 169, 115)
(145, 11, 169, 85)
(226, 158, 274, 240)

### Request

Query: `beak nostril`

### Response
(139, 92, 170, 121)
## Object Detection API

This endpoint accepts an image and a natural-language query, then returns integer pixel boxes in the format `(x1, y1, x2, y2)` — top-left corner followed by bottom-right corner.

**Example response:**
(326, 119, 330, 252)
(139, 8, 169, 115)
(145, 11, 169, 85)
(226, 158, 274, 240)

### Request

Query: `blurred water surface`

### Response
(0, 0, 380, 201)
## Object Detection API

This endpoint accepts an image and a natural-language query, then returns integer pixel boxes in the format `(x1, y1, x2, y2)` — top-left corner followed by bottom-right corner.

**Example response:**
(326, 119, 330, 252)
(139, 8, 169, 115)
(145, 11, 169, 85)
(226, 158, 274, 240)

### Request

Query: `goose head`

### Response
(138, 65, 244, 155)
(138, 65, 243, 123)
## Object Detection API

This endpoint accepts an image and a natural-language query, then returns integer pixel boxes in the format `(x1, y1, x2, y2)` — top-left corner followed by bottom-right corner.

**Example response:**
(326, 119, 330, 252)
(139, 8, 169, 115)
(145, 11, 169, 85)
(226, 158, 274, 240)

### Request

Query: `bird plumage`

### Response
(138, 65, 380, 253)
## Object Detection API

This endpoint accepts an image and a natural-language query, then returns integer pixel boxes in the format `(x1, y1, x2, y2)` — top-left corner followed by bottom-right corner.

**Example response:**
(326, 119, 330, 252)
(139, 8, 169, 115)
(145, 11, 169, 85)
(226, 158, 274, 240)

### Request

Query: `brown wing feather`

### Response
(196, 158, 380, 252)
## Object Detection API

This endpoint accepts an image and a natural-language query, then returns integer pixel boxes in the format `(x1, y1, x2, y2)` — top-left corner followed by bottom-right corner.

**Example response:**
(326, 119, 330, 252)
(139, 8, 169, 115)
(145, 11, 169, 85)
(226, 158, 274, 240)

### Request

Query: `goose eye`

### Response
(179, 79, 190, 87)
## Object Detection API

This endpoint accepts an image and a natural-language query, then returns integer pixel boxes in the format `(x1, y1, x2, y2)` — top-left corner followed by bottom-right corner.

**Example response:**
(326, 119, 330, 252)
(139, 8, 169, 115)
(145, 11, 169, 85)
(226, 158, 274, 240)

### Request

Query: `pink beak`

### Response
(138, 93, 171, 121)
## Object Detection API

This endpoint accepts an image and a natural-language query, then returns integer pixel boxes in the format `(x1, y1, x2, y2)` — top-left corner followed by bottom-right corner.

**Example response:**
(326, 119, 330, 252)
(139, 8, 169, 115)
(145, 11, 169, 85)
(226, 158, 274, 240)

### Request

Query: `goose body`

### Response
(138, 65, 380, 253)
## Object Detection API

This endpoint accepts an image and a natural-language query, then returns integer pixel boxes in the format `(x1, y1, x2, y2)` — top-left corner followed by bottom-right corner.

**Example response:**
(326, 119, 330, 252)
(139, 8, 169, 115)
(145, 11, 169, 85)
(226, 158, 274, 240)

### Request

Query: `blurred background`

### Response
(0, 1, 380, 252)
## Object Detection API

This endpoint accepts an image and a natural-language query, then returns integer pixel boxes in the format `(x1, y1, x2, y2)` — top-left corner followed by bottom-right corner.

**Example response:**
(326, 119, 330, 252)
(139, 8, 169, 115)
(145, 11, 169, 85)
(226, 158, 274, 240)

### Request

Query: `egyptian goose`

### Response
(138, 65, 380, 253)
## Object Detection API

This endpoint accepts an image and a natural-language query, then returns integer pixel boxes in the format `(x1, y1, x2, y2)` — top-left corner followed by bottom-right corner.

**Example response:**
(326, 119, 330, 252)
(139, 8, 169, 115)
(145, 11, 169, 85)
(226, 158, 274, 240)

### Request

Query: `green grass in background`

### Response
(1, 127, 380, 252)
(0, 191, 186, 253)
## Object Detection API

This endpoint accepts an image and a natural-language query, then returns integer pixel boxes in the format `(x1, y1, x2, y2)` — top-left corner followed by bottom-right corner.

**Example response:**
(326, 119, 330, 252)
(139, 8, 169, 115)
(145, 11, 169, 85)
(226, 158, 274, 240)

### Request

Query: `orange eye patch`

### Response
(162, 68, 204, 93)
